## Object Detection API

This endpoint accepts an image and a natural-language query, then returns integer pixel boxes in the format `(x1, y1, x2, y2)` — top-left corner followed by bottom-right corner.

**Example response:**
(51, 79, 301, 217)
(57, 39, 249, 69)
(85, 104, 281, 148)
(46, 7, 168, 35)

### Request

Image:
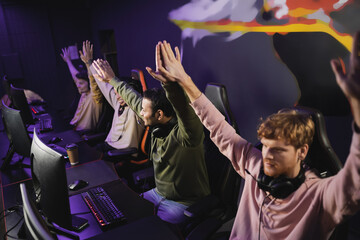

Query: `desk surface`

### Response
(66, 160, 119, 196)
(3, 162, 180, 239)
(60, 180, 180, 240)
(2, 160, 118, 237)
(2, 104, 180, 239)
(62, 180, 153, 238)
(88, 215, 180, 240)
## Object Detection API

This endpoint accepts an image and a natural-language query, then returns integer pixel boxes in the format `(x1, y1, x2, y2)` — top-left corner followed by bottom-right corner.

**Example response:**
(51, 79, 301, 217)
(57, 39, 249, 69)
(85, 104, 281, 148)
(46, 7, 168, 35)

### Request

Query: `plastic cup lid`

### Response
(65, 143, 78, 150)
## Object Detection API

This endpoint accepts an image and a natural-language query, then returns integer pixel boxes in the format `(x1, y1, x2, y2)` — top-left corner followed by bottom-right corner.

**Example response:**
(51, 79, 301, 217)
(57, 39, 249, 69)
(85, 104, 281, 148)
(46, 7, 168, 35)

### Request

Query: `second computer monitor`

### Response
(30, 130, 88, 231)
(10, 84, 35, 125)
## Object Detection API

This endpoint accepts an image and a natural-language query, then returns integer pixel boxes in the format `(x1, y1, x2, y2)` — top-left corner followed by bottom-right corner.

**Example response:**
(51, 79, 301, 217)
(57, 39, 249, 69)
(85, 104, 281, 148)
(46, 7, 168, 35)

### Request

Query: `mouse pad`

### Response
(39, 130, 83, 148)
(66, 160, 119, 196)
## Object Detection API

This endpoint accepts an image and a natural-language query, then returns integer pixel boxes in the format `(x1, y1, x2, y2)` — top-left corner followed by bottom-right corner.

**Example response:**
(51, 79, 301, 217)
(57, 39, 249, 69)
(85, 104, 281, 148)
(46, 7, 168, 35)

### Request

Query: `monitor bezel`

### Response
(30, 130, 72, 229)
(10, 84, 35, 125)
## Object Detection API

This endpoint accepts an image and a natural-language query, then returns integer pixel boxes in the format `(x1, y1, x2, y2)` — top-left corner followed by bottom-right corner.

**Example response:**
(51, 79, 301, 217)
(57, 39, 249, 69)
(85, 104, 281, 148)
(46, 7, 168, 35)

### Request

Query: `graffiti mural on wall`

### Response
(168, 0, 357, 119)
(169, 0, 353, 50)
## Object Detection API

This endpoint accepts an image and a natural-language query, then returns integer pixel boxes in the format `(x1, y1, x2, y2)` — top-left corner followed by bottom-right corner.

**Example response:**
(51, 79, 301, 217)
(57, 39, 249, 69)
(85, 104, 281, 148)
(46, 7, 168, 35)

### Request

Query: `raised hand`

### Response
(331, 31, 360, 102)
(79, 40, 93, 65)
(146, 41, 191, 85)
(331, 31, 360, 127)
(147, 40, 201, 102)
(146, 42, 168, 83)
(92, 59, 115, 83)
(60, 47, 71, 62)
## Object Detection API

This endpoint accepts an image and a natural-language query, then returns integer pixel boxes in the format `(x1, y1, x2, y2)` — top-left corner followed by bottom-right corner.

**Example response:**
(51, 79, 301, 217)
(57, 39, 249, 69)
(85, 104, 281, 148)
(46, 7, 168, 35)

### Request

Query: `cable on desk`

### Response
(3, 215, 24, 240)
(1, 203, 26, 240)
(0, 205, 22, 220)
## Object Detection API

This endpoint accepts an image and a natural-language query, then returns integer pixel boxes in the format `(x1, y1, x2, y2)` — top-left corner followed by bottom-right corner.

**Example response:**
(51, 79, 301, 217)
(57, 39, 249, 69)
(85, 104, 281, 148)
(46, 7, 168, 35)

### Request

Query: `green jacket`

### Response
(109, 78, 210, 205)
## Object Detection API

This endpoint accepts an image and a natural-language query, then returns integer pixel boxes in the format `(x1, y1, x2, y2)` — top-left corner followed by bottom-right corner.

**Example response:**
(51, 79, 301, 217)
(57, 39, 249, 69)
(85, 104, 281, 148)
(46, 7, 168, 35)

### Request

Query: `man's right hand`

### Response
(146, 41, 191, 86)
(92, 59, 115, 83)
(79, 40, 93, 65)
(60, 47, 71, 62)
(147, 41, 202, 102)
(331, 31, 360, 128)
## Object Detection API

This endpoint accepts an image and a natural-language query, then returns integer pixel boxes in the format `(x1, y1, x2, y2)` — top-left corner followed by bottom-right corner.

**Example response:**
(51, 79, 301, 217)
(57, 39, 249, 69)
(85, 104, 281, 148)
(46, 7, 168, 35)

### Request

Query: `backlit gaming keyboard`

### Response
(82, 187, 127, 230)
(31, 105, 46, 115)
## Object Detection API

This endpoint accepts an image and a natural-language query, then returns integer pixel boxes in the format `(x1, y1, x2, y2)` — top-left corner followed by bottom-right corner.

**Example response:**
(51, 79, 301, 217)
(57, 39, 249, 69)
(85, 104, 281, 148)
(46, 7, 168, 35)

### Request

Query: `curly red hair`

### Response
(257, 109, 315, 149)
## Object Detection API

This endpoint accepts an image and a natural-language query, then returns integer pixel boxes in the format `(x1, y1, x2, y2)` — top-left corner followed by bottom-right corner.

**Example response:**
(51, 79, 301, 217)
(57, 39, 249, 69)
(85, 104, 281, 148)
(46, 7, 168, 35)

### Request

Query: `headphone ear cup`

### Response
(151, 118, 177, 138)
(257, 169, 272, 192)
(257, 167, 305, 199)
(268, 178, 295, 199)
(152, 127, 163, 138)
(257, 168, 266, 184)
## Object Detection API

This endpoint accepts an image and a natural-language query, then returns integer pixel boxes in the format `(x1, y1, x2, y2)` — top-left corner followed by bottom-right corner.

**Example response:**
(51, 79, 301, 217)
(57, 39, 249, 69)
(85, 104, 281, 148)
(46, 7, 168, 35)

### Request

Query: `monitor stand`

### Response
(71, 215, 89, 232)
(46, 216, 88, 240)
(16, 216, 88, 240)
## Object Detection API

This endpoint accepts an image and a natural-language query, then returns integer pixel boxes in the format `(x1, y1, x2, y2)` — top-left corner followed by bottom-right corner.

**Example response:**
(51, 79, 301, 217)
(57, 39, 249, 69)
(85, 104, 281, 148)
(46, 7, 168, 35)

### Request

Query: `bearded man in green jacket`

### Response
(92, 59, 210, 225)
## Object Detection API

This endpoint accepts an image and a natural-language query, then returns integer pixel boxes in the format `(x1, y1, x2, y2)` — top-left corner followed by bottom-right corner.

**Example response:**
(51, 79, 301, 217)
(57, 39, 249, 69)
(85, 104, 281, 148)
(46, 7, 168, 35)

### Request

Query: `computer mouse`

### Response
(48, 136, 62, 144)
(68, 179, 89, 191)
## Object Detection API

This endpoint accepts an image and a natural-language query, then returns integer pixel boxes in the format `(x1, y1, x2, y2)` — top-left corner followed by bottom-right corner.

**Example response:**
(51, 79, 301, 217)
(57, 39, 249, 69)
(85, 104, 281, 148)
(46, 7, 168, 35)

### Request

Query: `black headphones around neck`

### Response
(151, 118, 177, 138)
(257, 166, 305, 199)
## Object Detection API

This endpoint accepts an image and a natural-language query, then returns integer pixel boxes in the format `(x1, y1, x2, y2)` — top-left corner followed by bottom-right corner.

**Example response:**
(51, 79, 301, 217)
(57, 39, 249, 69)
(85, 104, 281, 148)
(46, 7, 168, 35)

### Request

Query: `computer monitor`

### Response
(30, 130, 88, 231)
(19, 183, 55, 240)
(2, 75, 11, 97)
(1, 100, 31, 170)
(10, 84, 35, 125)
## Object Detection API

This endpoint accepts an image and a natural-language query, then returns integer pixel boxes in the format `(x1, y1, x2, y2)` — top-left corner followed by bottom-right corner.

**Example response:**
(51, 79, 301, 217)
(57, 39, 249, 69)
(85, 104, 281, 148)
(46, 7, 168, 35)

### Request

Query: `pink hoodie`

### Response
(191, 94, 360, 239)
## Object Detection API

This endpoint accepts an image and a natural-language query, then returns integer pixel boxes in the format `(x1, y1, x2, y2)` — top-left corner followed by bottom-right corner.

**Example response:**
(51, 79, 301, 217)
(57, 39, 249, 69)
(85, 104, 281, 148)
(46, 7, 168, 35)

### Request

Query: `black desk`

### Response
(66, 160, 119, 195)
(59, 180, 180, 240)
(88, 215, 180, 240)
(3, 161, 180, 239)
(1, 160, 119, 237)
(2, 104, 180, 239)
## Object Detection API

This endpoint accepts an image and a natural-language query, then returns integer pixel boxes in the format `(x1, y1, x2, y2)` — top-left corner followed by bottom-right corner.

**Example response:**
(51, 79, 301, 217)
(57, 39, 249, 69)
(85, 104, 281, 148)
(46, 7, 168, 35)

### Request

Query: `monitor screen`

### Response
(10, 84, 35, 125)
(30, 130, 87, 231)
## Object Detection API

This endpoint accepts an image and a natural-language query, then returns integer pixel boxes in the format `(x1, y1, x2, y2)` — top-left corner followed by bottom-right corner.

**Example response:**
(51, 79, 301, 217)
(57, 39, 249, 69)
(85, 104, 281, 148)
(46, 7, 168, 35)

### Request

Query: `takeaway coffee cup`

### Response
(66, 143, 79, 165)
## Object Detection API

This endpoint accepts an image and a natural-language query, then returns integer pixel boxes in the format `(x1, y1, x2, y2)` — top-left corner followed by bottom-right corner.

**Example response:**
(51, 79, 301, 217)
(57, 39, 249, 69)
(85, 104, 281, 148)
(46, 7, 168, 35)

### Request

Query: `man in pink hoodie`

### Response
(146, 32, 360, 239)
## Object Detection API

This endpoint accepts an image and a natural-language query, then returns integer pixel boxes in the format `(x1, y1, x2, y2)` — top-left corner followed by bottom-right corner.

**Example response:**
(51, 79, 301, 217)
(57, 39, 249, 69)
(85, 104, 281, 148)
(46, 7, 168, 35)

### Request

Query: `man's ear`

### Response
(298, 144, 309, 161)
(156, 109, 164, 121)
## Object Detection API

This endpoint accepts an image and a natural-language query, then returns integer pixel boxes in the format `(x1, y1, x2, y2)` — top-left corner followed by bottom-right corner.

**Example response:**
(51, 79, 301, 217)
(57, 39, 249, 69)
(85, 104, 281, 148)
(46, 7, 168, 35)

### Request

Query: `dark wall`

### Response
(0, 0, 92, 111)
(89, 0, 188, 90)
(0, 0, 355, 162)
(88, 0, 354, 160)
(88, 0, 299, 143)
